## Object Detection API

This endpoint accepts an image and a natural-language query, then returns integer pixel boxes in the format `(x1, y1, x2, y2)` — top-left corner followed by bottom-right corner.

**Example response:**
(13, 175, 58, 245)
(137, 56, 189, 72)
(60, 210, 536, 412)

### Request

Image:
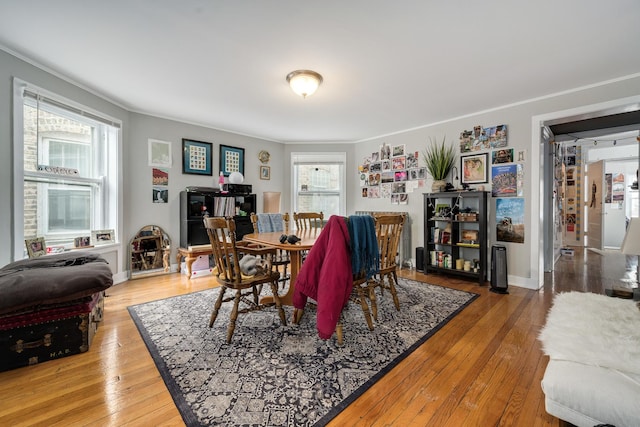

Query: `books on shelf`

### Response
(430, 226, 451, 244)
(213, 196, 236, 217)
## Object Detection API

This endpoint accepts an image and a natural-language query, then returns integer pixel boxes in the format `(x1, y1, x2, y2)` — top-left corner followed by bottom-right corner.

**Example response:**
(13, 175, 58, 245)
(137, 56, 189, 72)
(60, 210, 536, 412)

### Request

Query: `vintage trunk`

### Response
(0, 292, 104, 372)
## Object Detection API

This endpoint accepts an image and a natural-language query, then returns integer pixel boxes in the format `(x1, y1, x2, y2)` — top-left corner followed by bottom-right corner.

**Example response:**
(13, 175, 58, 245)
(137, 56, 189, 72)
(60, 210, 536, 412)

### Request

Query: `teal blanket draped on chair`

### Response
(347, 215, 379, 279)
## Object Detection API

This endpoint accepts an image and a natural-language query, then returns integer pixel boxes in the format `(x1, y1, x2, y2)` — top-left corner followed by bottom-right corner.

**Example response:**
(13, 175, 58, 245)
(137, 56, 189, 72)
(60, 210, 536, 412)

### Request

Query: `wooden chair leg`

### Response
(336, 310, 344, 346)
(281, 263, 289, 288)
(252, 285, 260, 305)
(377, 273, 386, 296)
(355, 287, 374, 331)
(269, 281, 287, 326)
(368, 281, 379, 321)
(226, 290, 241, 343)
(387, 273, 400, 311)
(209, 286, 227, 327)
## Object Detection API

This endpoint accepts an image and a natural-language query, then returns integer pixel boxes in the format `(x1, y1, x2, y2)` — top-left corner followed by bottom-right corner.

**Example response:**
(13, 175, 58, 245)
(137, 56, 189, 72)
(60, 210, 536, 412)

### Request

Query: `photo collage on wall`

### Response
(358, 143, 427, 205)
(458, 124, 526, 243)
(561, 145, 581, 239)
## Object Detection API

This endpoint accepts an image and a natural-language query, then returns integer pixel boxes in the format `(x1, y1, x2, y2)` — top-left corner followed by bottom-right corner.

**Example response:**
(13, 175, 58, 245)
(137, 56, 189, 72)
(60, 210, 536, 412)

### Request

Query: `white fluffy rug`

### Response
(539, 292, 640, 375)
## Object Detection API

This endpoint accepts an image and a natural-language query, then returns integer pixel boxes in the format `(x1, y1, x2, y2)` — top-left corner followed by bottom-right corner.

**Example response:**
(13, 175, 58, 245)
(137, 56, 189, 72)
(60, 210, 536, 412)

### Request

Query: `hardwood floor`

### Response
(0, 247, 630, 426)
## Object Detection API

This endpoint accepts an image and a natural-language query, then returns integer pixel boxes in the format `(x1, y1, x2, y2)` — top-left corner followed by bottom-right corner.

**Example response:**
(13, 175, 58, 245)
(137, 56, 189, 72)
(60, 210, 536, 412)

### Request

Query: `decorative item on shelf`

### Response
(461, 229, 479, 244)
(435, 203, 452, 219)
(91, 229, 115, 245)
(450, 166, 460, 190)
(423, 136, 456, 193)
(218, 171, 225, 191)
(73, 236, 92, 248)
(458, 212, 478, 222)
(228, 171, 244, 184)
(25, 236, 46, 258)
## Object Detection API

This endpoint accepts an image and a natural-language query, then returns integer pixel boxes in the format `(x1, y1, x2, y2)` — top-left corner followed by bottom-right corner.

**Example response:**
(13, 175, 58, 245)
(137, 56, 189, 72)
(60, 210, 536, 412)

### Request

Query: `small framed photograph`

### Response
(392, 144, 406, 157)
(74, 236, 92, 248)
(148, 139, 172, 167)
(92, 229, 115, 245)
(461, 152, 489, 184)
(492, 148, 514, 164)
(461, 229, 479, 243)
(182, 139, 213, 176)
(260, 165, 271, 180)
(219, 144, 245, 177)
(25, 237, 46, 258)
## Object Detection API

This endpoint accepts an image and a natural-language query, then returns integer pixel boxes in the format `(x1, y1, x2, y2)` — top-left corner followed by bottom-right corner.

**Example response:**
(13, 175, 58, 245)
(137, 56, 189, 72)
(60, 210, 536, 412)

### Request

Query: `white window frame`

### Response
(12, 78, 122, 259)
(291, 152, 346, 217)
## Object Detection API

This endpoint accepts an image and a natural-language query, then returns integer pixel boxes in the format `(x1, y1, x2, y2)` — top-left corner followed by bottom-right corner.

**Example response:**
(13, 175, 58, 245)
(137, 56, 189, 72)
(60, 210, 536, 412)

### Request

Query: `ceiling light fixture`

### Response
(286, 70, 323, 98)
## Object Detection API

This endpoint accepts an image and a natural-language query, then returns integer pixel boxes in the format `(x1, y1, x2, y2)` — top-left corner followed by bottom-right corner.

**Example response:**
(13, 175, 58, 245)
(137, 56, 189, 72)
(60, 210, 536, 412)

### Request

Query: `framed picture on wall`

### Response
(260, 165, 271, 180)
(148, 139, 172, 167)
(461, 152, 489, 184)
(219, 145, 245, 177)
(182, 139, 213, 176)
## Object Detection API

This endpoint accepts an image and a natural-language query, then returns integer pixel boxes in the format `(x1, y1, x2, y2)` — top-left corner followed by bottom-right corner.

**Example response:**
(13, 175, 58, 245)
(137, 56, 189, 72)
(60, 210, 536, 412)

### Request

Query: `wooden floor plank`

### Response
(2, 246, 618, 426)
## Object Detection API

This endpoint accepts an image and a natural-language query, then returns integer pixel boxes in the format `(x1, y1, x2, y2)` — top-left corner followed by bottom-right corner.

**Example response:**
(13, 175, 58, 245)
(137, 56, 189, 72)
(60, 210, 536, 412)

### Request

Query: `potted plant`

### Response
(423, 136, 456, 192)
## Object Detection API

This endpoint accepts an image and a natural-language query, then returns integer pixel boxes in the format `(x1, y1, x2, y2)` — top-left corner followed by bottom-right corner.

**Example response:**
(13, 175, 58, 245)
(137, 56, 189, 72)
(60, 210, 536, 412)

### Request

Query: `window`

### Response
(292, 152, 346, 217)
(13, 79, 120, 256)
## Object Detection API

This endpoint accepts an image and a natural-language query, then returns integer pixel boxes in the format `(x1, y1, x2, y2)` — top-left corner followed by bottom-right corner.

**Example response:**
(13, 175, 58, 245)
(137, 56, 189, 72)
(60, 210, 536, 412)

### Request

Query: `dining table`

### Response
(242, 229, 321, 311)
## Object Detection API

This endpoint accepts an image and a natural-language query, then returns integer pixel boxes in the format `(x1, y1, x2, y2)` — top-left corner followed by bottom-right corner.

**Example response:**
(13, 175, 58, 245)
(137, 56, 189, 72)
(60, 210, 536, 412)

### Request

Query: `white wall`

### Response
(2, 47, 640, 289)
(126, 113, 286, 268)
(351, 76, 640, 289)
(602, 159, 638, 248)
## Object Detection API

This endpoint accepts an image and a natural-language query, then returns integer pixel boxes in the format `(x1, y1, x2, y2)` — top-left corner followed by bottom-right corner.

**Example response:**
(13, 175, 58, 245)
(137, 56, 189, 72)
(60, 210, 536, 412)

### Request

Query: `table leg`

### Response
(176, 252, 183, 273)
(185, 255, 197, 279)
(260, 251, 302, 322)
(163, 249, 170, 272)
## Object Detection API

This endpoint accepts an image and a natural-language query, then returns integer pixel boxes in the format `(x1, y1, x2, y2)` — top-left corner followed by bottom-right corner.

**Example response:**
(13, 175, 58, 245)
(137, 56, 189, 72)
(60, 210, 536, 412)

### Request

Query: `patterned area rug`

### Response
(128, 278, 478, 426)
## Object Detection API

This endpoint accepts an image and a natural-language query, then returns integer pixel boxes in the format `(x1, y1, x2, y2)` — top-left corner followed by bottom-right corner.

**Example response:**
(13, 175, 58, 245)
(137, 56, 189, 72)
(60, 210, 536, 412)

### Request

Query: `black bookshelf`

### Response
(423, 191, 488, 284)
(180, 189, 255, 248)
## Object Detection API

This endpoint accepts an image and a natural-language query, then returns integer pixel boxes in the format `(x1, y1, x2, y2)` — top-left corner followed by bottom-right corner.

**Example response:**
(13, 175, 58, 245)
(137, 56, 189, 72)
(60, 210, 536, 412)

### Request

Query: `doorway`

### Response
(535, 97, 640, 285)
(534, 105, 640, 282)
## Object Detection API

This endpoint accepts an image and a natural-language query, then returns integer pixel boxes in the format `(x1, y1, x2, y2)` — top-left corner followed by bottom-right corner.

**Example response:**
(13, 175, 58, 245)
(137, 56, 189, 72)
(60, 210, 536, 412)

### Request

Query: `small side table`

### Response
(176, 245, 213, 279)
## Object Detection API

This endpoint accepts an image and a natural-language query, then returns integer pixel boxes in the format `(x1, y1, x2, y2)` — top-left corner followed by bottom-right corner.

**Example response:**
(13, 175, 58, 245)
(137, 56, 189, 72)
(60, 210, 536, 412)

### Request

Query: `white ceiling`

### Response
(1, 1, 639, 143)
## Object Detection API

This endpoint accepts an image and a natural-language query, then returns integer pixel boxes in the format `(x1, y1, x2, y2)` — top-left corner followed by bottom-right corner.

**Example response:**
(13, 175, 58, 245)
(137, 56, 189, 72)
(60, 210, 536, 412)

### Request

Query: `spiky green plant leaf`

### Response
(422, 136, 456, 181)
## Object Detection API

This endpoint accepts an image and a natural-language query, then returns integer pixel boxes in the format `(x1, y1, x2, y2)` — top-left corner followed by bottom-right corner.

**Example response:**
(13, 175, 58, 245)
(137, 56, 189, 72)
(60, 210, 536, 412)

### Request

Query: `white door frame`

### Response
(531, 95, 640, 289)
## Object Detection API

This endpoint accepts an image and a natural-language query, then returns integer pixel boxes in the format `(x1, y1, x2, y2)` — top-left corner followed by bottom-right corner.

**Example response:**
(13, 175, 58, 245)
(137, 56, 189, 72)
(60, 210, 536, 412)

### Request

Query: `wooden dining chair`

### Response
(250, 213, 291, 286)
(293, 211, 324, 231)
(203, 216, 287, 343)
(291, 214, 375, 346)
(367, 213, 406, 320)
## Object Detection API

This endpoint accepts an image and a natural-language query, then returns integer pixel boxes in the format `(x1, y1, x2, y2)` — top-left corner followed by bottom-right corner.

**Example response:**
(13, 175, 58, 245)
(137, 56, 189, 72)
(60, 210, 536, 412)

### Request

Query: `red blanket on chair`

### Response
(293, 215, 353, 339)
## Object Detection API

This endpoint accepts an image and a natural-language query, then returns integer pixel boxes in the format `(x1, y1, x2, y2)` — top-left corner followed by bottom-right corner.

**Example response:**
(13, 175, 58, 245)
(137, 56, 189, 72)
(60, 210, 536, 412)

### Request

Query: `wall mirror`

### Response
(129, 225, 171, 279)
